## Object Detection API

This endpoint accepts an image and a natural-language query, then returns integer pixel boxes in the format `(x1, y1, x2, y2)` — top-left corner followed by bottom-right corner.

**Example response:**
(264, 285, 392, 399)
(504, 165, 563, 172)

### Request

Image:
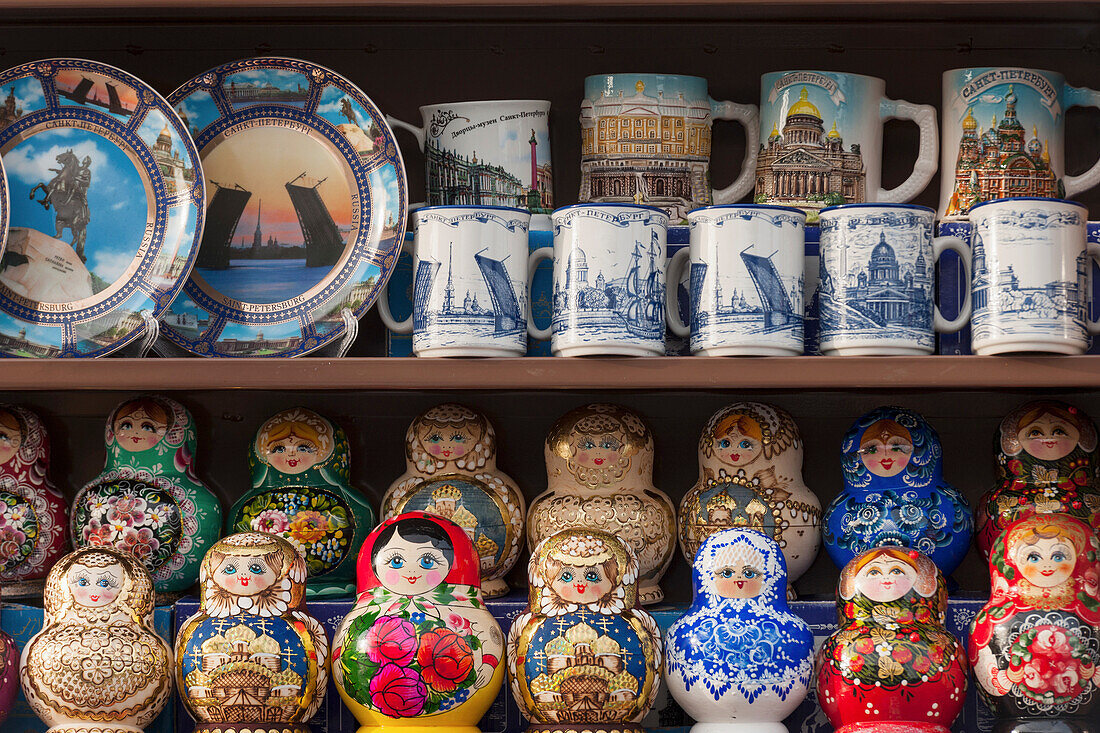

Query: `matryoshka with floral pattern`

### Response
(977, 400, 1100, 560)
(229, 408, 376, 598)
(0, 578, 17, 724)
(823, 406, 973, 577)
(176, 532, 329, 733)
(332, 512, 504, 732)
(969, 513, 1100, 731)
(0, 405, 67, 597)
(665, 528, 814, 733)
(507, 527, 663, 733)
(816, 546, 968, 733)
(72, 395, 222, 597)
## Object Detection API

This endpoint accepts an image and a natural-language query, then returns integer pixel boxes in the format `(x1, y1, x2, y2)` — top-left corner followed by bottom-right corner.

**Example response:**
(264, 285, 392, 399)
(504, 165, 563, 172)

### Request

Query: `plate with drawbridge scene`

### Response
(0, 58, 204, 357)
(162, 57, 407, 357)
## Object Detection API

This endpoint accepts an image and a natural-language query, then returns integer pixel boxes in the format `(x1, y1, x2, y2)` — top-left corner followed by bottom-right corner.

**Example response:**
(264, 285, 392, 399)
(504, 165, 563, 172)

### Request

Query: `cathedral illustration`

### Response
(754, 87, 866, 209)
(842, 232, 931, 326)
(529, 621, 639, 722)
(946, 86, 1060, 217)
(151, 123, 196, 197)
(424, 484, 500, 571)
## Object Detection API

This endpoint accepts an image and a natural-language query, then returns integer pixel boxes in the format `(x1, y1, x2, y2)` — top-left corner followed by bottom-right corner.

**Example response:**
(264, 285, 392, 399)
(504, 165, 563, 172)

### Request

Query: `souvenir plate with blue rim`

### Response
(162, 57, 407, 357)
(0, 58, 203, 358)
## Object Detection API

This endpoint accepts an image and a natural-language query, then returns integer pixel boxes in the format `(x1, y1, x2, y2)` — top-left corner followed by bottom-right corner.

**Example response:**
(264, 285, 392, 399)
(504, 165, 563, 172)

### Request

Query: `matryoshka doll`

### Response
(665, 528, 814, 733)
(823, 406, 973, 577)
(382, 403, 524, 599)
(508, 527, 663, 733)
(176, 532, 329, 733)
(678, 402, 821, 599)
(969, 514, 1100, 732)
(0, 404, 67, 597)
(72, 395, 222, 596)
(528, 403, 676, 604)
(229, 407, 375, 598)
(0, 580, 17, 725)
(332, 512, 504, 732)
(816, 547, 968, 733)
(20, 546, 173, 733)
(977, 399, 1100, 560)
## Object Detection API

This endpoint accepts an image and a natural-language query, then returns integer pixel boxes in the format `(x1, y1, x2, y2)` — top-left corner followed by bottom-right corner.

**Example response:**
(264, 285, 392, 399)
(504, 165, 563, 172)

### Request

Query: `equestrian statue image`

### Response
(29, 149, 91, 263)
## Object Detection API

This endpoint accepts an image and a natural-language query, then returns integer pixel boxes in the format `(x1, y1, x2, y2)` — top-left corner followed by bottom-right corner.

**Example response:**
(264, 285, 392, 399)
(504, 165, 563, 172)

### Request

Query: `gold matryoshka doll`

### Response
(382, 403, 524, 598)
(528, 403, 676, 604)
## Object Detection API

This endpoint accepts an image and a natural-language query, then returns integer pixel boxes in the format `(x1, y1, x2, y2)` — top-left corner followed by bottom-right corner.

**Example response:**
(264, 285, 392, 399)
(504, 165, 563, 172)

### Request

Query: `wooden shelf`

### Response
(0, 355, 1097, 391)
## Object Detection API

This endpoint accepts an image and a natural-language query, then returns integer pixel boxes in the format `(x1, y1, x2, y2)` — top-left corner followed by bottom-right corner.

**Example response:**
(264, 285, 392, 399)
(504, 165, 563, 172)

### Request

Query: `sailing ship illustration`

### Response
(412, 243, 524, 338)
(688, 244, 800, 334)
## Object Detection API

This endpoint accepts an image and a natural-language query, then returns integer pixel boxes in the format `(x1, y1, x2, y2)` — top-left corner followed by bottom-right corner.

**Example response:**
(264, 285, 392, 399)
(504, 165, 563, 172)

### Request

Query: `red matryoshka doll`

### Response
(0, 578, 17, 725)
(816, 547, 968, 733)
(0, 404, 67, 597)
(977, 400, 1100, 559)
(969, 514, 1100, 732)
(331, 512, 504, 732)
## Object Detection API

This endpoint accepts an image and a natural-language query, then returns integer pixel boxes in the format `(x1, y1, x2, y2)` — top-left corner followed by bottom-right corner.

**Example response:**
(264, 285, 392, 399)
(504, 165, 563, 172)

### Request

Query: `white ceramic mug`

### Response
(817, 204, 971, 355)
(969, 197, 1099, 355)
(377, 205, 539, 356)
(756, 70, 938, 223)
(529, 203, 672, 356)
(387, 100, 553, 229)
(667, 204, 807, 355)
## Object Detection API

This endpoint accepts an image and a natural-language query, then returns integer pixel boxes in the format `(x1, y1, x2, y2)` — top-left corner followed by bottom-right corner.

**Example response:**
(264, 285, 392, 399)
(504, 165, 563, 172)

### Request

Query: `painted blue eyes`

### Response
(719, 568, 734, 578)
(223, 565, 236, 574)
(718, 439, 731, 449)
(249, 563, 264, 574)
(419, 556, 437, 570)
(739, 440, 752, 449)
(97, 578, 110, 588)
(77, 577, 89, 586)
(388, 557, 405, 569)
(559, 571, 574, 583)
(585, 570, 600, 582)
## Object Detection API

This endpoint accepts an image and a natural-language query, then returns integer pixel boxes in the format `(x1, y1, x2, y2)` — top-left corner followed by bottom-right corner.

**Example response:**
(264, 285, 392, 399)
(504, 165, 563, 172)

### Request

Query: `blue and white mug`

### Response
(817, 204, 971, 355)
(970, 197, 1100, 355)
(377, 205, 536, 356)
(529, 203, 671, 356)
(667, 204, 807, 355)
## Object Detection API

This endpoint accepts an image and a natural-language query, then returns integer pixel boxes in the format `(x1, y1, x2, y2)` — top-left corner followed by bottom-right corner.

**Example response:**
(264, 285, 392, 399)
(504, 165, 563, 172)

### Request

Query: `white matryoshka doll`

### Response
(20, 546, 173, 733)
(679, 402, 821, 599)
(0, 404, 67, 597)
(176, 532, 329, 733)
(382, 403, 524, 599)
(332, 512, 504, 732)
(72, 394, 222, 597)
(507, 527, 663, 733)
(528, 403, 676, 604)
(665, 528, 814, 733)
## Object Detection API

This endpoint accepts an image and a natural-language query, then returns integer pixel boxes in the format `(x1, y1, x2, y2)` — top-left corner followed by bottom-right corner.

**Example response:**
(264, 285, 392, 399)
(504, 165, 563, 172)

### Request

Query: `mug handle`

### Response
(1086, 241, 1100, 336)
(877, 98, 938, 203)
(933, 235, 971, 333)
(386, 115, 428, 209)
(710, 100, 761, 204)
(376, 237, 414, 334)
(527, 246, 554, 341)
(665, 248, 691, 338)
(1064, 85, 1100, 198)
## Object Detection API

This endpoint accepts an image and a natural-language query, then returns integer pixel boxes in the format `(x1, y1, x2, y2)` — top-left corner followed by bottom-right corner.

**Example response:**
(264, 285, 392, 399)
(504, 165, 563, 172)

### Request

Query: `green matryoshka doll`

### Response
(71, 394, 223, 598)
(229, 407, 375, 598)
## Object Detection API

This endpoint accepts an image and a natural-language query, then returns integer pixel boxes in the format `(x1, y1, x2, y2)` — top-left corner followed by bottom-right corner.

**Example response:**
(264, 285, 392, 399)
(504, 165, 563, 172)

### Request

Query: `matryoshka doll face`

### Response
(711, 413, 764, 469)
(68, 561, 123, 607)
(1018, 411, 1080, 462)
(550, 561, 615, 604)
(1013, 531, 1076, 588)
(265, 429, 321, 474)
(417, 422, 479, 461)
(859, 419, 913, 478)
(373, 521, 454, 596)
(854, 554, 918, 602)
(713, 561, 764, 599)
(114, 400, 169, 453)
(571, 432, 624, 469)
(212, 553, 279, 597)
(0, 410, 22, 466)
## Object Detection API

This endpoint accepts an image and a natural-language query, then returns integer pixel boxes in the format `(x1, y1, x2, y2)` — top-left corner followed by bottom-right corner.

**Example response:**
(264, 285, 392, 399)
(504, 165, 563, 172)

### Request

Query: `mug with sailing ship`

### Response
(529, 203, 671, 356)
(377, 205, 537, 356)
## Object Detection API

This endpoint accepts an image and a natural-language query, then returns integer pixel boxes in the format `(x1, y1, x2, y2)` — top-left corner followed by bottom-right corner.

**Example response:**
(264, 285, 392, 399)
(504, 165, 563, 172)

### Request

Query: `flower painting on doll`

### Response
(978, 400, 1100, 559)
(823, 406, 973, 578)
(969, 514, 1100, 725)
(332, 513, 504, 726)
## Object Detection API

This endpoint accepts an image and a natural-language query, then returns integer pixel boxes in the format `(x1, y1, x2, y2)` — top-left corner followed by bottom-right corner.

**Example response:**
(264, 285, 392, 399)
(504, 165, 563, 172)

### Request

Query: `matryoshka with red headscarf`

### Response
(969, 513, 1100, 731)
(332, 511, 504, 732)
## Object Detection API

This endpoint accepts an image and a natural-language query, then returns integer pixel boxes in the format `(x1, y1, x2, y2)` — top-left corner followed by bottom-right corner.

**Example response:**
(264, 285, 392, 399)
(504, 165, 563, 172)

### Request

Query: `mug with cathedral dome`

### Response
(755, 71, 938, 223)
(939, 67, 1100, 220)
(817, 204, 971, 355)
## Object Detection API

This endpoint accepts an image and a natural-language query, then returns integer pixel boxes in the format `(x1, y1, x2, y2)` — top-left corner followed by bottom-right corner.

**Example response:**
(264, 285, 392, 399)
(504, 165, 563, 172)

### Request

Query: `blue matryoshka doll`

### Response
(823, 406, 973, 577)
(665, 528, 814, 732)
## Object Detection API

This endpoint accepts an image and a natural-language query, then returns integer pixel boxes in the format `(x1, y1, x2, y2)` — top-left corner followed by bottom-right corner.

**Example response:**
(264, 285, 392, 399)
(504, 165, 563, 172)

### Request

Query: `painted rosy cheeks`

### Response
(213, 555, 277, 596)
(1017, 537, 1076, 588)
(266, 436, 319, 474)
(68, 563, 123, 607)
(1018, 415, 1080, 461)
(374, 536, 451, 596)
(551, 563, 612, 604)
(713, 564, 764, 599)
(855, 558, 917, 603)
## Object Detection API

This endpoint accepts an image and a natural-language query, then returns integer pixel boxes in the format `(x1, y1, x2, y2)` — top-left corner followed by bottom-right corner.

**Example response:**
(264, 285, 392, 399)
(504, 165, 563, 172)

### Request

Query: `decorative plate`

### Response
(162, 57, 407, 357)
(0, 58, 203, 358)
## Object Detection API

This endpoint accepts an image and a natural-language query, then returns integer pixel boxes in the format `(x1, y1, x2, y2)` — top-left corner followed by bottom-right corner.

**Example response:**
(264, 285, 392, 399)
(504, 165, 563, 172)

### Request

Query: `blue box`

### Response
(2, 602, 174, 733)
(936, 220, 1100, 355)
(173, 594, 989, 733)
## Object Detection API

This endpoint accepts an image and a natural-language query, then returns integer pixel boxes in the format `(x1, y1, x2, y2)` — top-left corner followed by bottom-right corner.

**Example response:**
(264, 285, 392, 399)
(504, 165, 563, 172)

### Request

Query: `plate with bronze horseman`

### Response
(160, 57, 408, 357)
(0, 58, 204, 358)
